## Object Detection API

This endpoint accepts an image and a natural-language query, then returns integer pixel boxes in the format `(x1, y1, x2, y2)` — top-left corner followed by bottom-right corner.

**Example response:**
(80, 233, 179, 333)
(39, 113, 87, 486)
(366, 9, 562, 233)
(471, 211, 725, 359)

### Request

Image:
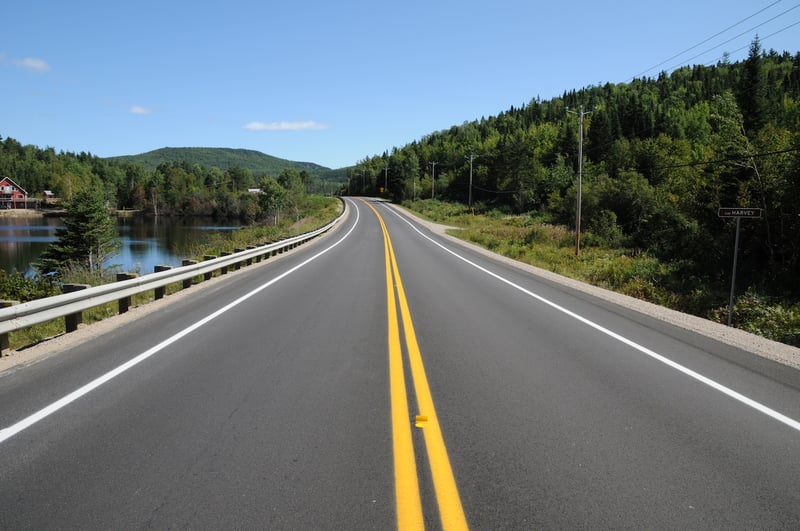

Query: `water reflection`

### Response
(0, 215, 240, 275)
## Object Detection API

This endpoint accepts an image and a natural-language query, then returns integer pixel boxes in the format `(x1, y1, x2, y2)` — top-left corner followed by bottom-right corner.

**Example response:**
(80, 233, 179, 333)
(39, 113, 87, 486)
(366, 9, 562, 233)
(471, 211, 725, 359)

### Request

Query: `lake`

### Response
(0, 215, 242, 276)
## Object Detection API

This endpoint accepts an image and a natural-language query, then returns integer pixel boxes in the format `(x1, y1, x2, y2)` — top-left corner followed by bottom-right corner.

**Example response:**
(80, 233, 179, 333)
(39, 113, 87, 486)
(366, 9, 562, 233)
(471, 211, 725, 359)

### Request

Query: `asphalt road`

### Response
(1, 198, 798, 529)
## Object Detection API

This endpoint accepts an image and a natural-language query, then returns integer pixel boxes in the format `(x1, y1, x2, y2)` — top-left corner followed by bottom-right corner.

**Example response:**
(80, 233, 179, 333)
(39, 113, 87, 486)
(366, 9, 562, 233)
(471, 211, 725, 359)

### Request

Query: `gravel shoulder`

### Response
(392, 204, 800, 371)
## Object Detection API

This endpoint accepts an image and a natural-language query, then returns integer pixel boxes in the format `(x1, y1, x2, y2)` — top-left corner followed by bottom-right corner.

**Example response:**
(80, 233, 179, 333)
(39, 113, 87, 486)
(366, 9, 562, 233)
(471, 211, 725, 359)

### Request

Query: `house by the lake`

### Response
(0, 177, 27, 209)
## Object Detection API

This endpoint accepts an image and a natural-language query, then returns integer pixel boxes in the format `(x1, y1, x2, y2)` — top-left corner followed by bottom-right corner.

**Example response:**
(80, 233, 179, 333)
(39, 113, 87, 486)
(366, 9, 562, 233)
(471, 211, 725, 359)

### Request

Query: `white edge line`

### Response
(380, 203, 800, 434)
(0, 201, 360, 445)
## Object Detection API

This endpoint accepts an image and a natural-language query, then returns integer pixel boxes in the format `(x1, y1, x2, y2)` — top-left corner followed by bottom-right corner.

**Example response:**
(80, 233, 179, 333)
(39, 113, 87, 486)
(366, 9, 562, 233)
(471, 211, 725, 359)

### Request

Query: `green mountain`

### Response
(106, 147, 341, 178)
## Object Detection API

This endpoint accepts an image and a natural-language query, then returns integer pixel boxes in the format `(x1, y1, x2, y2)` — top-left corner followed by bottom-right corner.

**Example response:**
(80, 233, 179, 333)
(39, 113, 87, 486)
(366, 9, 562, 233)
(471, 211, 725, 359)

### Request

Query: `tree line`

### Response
(0, 141, 328, 223)
(350, 39, 800, 301)
(0, 137, 325, 279)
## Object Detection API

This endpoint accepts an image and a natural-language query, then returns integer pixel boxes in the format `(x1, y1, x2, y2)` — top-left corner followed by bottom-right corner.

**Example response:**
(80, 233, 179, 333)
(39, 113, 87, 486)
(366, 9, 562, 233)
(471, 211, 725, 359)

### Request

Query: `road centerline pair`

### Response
(361, 199, 468, 531)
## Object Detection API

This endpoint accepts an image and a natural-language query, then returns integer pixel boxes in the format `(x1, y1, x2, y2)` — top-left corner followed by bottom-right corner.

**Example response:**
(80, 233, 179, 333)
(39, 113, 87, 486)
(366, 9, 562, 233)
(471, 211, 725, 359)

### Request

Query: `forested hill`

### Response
(0, 137, 348, 220)
(351, 40, 800, 303)
(106, 147, 333, 177)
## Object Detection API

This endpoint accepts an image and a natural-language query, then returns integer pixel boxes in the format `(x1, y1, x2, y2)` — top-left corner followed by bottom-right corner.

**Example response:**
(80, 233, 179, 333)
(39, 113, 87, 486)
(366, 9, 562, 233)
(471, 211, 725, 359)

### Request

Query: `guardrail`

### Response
(0, 207, 345, 355)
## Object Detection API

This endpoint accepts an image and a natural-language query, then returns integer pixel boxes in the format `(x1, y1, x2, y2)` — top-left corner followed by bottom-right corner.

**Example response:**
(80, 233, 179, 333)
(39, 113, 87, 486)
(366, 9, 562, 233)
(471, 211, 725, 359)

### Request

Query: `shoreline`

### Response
(0, 209, 48, 218)
(0, 208, 144, 218)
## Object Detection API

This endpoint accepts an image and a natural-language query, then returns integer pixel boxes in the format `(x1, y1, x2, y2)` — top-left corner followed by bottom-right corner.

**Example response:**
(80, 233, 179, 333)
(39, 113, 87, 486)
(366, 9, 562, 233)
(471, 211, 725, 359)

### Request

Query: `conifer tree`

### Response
(739, 36, 768, 136)
(35, 187, 120, 276)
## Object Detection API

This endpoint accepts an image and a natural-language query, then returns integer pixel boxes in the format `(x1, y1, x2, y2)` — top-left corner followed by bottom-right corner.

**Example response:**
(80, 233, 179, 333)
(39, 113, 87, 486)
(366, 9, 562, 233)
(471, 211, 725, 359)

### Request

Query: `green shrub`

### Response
(403, 201, 800, 348)
(709, 290, 800, 347)
(0, 270, 60, 302)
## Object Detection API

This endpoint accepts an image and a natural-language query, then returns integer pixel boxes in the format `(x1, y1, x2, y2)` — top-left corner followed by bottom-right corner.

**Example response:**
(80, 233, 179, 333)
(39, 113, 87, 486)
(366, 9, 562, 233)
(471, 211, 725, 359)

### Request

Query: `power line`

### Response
(704, 19, 800, 66)
(631, 0, 784, 79)
(643, 146, 800, 172)
(472, 185, 516, 195)
(660, 3, 800, 73)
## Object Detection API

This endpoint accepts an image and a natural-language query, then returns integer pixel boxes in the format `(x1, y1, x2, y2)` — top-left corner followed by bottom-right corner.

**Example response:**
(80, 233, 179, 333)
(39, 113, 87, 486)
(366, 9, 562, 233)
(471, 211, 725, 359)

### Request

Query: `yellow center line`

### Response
(382, 205, 425, 530)
(363, 200, 468, 531)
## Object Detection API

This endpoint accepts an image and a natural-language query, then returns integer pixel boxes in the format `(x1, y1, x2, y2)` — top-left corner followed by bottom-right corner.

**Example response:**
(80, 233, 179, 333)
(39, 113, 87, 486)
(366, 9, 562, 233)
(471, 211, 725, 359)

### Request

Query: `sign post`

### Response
(718, 207, 762, 326)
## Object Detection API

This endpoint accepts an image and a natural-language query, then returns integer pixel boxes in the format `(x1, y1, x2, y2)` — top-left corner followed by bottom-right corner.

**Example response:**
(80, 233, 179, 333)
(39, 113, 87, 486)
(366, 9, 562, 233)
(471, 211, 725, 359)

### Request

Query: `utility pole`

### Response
(465, 153, 479, 209)
(383, 165, 388, 194)
(430, 161, 438, 199)
(566, 105, 592, 256)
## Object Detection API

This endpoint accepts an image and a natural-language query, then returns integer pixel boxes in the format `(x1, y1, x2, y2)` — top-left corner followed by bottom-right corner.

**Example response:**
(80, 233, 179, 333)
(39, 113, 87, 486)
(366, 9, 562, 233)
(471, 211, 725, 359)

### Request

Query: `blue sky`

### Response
(2, 1, 798, 169)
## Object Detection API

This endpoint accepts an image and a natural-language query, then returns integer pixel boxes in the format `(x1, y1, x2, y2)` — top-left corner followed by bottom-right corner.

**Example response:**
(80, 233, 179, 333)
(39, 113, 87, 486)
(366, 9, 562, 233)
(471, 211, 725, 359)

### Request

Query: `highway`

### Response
(1, 197, 799, 529)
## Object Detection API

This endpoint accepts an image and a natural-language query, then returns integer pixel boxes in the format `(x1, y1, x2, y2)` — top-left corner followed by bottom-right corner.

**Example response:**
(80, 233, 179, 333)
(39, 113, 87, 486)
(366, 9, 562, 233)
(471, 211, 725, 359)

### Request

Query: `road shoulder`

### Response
(390, 204, 800, 372)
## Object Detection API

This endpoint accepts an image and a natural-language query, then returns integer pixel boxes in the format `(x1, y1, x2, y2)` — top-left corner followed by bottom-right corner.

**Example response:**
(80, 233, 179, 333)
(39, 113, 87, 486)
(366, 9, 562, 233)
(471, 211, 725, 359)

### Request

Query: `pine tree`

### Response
(35, 187, 119, 276)
(739, 36, 768, 137)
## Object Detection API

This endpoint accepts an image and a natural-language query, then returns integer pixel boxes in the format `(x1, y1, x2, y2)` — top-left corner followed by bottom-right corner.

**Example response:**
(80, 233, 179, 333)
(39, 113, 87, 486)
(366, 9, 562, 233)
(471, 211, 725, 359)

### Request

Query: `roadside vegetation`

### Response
(2, 38, 799, 349)
(0, 191, 341, 351)
(345, 40, 799, 348)
(0, 124, 343, 351)
(403, 198, 800, 347)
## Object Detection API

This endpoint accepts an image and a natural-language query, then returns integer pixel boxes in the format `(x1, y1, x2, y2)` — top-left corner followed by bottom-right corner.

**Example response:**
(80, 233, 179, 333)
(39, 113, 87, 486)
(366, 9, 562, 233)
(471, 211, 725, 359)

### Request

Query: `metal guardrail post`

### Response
(0, 300, 19, 355)
(203, 256, 216, 281)
(62, 284, 89, 332)
(153, 266, 172, 299)
(116, 273, 138, 313)
(233, 249, 245, 270)
(181, 260, 197, 289)
(220, 252, 231, 274)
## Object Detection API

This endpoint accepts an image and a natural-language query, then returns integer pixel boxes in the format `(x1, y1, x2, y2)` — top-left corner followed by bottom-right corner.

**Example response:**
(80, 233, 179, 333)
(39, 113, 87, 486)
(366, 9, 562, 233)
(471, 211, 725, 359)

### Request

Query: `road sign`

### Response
(718, 207, 762, 326)
(718, 207, 762, 218)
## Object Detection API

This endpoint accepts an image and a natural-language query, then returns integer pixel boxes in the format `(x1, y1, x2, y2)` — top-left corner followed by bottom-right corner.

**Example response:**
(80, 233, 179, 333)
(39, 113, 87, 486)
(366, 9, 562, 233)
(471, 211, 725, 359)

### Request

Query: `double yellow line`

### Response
(363, 200, 468, 531)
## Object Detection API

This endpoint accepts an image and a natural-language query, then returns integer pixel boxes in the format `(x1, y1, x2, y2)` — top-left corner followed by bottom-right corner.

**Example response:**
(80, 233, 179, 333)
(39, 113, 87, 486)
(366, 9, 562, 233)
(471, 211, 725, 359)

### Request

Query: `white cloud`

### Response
(130, 105, 154, 115)
(243, 120, 329, 131)
(14, 57, 50, 73)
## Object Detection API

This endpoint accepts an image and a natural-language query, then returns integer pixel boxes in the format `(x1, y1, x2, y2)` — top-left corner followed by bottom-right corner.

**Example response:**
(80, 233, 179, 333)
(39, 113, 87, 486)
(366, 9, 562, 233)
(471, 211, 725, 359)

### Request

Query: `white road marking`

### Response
(382, 203, 800, 434)
(0, 201, 360, 445)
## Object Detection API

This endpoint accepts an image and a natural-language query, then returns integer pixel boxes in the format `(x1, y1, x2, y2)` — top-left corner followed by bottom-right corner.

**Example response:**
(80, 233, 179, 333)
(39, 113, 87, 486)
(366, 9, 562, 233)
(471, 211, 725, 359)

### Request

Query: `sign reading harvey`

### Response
(718, 208, 762, 218)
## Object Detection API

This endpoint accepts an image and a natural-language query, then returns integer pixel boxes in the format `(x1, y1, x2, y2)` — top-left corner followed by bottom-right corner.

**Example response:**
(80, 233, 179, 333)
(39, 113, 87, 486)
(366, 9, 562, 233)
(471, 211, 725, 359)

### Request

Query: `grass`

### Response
(402, 199, 799, 347)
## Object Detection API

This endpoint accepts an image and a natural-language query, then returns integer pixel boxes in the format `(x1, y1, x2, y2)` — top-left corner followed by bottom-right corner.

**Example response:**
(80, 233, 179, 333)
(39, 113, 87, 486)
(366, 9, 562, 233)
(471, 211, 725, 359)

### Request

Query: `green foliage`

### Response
(0, 140, 347, 224)
(401, 199, 469, 222)
(351, 43, 800, 309)
(709, 290, 800, 347)
(405, 199, 797, 346)
(738, 37, 769, 136)
(5, 196, 341, 351)
(0, 270, 59, 302)
(584, 210, 625, 248)
(34, 187, 120, 276)
(2, 38, 799, 341)
(106, 147, 333, 177)
(258, 177, 288, 224)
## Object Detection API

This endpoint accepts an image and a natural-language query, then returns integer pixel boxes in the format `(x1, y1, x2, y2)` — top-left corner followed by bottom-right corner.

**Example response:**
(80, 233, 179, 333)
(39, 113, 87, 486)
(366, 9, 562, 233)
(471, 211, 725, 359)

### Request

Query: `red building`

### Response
(0, 177, 28, 209)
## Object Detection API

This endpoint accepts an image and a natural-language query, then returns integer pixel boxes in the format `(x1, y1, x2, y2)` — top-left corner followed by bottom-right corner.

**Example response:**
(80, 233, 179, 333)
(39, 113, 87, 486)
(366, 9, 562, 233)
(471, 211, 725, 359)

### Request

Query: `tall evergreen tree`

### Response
(35, 187, 120, 276)
(739, 36, 768, 137)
